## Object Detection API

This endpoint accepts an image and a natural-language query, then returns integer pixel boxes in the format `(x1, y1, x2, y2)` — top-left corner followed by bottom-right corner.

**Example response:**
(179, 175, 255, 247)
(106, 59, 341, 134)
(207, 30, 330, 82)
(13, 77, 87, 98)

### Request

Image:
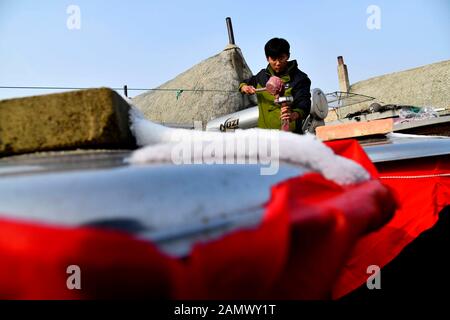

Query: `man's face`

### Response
(267, 54, 289, 74)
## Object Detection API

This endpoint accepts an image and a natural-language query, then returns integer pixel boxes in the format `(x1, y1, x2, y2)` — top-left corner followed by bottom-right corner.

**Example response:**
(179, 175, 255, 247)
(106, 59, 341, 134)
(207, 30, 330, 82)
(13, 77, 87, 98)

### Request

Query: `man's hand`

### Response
(280, 106, 300, 121)
(240, 85, 256, 95)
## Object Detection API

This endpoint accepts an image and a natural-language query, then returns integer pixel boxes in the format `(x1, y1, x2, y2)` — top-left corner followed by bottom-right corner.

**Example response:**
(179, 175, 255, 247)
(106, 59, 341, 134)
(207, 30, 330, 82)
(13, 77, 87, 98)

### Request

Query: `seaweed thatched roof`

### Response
(132, 44, 255, 128)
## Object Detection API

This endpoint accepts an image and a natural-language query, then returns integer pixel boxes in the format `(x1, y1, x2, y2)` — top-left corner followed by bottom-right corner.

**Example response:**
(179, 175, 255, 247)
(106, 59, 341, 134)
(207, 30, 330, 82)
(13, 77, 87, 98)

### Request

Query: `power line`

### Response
(0, 86, 126, 91)
(0, 85, 237, 93)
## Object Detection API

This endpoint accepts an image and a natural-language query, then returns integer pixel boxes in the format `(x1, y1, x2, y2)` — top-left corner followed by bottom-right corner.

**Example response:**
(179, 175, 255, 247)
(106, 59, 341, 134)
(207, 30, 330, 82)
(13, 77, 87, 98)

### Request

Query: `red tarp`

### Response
(3, 139, 439, 299)
(332, 153, 450, 299)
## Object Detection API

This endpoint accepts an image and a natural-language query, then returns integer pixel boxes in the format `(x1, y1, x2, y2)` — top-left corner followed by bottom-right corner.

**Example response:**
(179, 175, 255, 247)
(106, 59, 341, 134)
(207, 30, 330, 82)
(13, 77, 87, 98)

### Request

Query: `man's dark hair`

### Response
(264, 38, 290, 58)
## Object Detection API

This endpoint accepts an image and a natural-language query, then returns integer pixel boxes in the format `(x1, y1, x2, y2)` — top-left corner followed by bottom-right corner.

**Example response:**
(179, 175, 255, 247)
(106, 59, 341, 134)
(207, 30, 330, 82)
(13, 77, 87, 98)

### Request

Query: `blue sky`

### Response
(0, 0, 449, 100)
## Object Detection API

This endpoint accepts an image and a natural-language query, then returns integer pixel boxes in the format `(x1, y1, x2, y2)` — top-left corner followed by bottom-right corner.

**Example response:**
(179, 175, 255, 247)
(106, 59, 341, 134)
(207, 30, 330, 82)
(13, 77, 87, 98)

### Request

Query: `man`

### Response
(240, 38, 311, 133)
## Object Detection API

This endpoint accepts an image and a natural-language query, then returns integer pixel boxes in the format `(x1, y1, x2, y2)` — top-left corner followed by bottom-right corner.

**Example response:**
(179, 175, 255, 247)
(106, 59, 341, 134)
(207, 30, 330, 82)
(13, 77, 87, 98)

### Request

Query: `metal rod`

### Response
(226, 17, 235, 45)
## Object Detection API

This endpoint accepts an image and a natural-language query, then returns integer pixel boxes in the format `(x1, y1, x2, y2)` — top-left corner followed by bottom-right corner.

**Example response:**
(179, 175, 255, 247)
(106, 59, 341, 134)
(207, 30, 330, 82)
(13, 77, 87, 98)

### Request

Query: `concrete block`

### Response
(0, 88, 136, 156)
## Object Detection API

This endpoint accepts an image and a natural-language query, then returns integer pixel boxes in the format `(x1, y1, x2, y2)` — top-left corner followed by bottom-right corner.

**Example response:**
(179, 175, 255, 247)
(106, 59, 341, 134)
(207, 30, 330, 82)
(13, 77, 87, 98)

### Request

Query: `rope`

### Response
(0, 86, 237, 93)
(380, 173, 450, 179)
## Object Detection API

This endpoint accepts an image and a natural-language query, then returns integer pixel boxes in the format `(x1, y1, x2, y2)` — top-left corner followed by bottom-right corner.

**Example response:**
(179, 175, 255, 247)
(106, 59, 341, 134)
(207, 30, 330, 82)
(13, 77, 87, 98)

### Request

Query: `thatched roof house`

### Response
(132, 44, 255, 128)
(326, 59, 450, 122)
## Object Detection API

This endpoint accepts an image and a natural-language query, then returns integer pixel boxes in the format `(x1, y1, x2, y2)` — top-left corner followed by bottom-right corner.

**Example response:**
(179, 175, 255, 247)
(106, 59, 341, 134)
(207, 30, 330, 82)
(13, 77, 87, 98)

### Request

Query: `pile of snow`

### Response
(128, 104, 370, 185)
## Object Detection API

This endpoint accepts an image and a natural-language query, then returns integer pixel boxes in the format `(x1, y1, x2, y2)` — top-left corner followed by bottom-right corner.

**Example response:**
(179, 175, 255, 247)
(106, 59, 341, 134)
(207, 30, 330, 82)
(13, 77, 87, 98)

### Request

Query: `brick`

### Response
(0, 88, 136, 156)
(316, 118, 393, 141)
